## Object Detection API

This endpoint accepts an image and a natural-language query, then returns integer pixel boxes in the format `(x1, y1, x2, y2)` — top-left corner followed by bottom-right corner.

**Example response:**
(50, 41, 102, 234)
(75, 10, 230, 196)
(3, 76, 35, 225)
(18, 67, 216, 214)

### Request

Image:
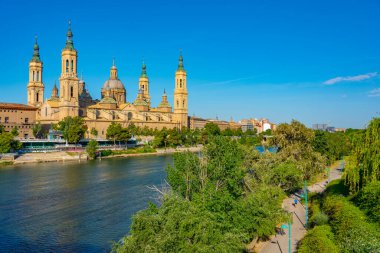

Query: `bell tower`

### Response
(27, 36, 44, 107)
(173, 51, 188, 128)
(138, 61, 150, 105)
(59, 20, 79, 119)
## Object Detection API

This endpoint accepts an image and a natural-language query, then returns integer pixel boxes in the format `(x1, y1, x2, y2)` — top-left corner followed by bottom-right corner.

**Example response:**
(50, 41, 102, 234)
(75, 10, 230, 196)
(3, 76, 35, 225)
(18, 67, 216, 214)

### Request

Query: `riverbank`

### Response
(8, 146, 203, 166)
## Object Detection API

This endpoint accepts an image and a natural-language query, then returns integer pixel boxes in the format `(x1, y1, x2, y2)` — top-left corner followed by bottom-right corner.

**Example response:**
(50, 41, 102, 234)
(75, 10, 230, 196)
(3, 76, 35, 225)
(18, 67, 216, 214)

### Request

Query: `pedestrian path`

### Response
(257, 163, 343, 253)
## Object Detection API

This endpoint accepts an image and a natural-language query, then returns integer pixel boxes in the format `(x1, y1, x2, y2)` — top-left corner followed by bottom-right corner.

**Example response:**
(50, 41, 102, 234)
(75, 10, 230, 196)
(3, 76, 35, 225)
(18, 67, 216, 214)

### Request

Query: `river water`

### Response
(0, 155, 172, 253)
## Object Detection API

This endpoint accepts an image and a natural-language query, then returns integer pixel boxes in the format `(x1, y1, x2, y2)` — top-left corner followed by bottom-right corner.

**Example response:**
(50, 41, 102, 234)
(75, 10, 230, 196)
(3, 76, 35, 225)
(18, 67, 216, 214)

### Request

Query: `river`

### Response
(0, 155, 172, 252)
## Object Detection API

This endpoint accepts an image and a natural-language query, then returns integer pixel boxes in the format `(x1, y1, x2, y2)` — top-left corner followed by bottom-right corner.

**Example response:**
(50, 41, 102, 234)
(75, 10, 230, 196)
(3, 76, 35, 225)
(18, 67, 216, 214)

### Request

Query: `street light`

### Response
(281, 222, 292, 253)
(300, 180, 308, 227)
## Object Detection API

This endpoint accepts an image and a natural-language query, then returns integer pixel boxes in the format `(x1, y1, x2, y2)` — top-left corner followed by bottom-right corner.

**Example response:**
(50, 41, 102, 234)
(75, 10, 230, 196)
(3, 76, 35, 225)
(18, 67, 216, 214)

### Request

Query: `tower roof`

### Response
(64, 20, 75, 50)
(140, 60, 148, 78)
(31, 36, 41, 63)
(158, 88, 171, 108)
(177, 50, 185, 71)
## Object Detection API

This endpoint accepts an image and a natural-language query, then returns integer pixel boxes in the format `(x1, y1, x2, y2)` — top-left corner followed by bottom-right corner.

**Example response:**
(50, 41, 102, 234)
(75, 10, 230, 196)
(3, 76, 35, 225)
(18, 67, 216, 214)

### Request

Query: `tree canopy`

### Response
(345, 118, 380, 192)
(56, 116, 87, 144)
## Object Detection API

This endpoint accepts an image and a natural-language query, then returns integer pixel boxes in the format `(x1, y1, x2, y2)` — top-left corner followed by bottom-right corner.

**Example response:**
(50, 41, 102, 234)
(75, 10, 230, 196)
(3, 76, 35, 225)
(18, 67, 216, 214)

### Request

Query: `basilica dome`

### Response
(103, 79, 125, 90)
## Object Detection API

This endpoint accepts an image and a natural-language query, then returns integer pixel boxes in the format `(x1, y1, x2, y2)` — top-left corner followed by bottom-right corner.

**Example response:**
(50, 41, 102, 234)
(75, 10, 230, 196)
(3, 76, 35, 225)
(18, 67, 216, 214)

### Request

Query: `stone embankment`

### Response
(10, 146, 203, 165)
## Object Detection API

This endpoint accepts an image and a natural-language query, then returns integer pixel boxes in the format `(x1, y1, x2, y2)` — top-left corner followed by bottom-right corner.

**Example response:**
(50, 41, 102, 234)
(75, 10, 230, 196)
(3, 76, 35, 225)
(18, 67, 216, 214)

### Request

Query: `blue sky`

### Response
(1, 0, 380, 128)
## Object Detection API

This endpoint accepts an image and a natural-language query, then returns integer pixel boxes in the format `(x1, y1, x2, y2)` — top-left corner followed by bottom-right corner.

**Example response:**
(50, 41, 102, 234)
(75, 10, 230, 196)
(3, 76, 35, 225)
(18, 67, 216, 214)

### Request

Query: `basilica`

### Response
(27, 22, 188, 138)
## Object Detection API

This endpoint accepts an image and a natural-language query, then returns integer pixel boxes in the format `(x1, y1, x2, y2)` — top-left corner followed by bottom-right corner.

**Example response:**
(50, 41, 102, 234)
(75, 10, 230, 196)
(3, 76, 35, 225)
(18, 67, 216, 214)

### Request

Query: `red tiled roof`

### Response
(0, 103, 37, 110)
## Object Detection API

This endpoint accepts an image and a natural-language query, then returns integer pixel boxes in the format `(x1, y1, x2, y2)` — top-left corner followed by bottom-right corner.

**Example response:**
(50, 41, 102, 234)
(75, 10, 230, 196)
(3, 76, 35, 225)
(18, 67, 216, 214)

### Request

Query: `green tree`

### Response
(270, 120, 326, 180)
(11, 127, 19, 137)
(344, 118, 380, 192)
(90, 127, 98, 138)
(56, 116, 87, 144)
(0, 125, 4, 134)
(86, 140, 98, 159)
(32, 122, 44, 139)
(0, 132, 22, 153)
(106, 122, 123, 145)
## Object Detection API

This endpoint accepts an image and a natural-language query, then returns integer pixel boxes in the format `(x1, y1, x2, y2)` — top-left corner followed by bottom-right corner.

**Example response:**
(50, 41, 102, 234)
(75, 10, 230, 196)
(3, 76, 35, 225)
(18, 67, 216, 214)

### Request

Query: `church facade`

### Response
(28, 22, 188, 138)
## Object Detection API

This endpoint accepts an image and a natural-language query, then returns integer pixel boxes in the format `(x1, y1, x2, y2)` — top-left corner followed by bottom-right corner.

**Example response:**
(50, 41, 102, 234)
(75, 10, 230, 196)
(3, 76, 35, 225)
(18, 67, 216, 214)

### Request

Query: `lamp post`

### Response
(301, 180, 308, 227)
(281, 222, 292, 253)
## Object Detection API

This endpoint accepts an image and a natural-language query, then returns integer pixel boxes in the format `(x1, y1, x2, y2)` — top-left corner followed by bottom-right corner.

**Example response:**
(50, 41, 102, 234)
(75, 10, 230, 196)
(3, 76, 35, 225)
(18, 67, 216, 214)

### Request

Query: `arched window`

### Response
(180, 79, 182, 88)
(70, 86, 74, 97)
(66, 60, 69, 73)
(45, 107, 48, 117)
(36, 71, 39, 82)
(32, 71, 35, 81)
(36, 92, 39, 102)
(177, 100, 179, 107)
(71, 60, 74, 72)
(127, 112, 133, 120)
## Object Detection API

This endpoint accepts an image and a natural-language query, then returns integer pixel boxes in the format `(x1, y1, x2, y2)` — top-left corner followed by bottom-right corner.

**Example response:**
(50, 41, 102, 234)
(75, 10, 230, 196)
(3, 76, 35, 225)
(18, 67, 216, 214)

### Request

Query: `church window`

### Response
(128, 112, 133, 120)
(66, 60, 69, 73)
(177, 100, 179, 107)
(71, 60, 74, 72)
(45, 108, 47, 117)
(32, 71, 35, 81)
(183, 100, 185, 108)
(36, 92, 39, 102)
(25, 118, 29, 124)
(36, 71, 39, 82)
(70, 86, 74, 97)
(180, 79, 182, 88)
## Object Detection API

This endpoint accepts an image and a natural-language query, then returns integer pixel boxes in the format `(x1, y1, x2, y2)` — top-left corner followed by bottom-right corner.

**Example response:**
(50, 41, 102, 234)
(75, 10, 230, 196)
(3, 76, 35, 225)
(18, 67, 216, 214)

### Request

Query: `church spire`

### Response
(140, 60, 148, 78)
(31, 35, 41, 62)
(110, 58, 118, 79)
(177, 49, 185, 71)
(65, 20, 74, 50)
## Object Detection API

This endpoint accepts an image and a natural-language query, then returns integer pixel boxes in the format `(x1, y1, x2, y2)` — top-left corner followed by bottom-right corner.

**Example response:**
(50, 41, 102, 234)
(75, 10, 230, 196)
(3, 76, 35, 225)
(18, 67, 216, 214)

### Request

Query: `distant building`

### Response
(239, 118, 276, 133)
(189, 116, 241, 131)
(312, 124, 329, 131)
(0, 103, 37, 139)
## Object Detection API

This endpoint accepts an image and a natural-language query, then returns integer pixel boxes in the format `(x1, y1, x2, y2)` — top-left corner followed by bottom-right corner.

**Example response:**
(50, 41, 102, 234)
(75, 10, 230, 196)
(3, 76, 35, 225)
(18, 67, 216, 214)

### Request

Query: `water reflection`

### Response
(0, 155, 171, 252)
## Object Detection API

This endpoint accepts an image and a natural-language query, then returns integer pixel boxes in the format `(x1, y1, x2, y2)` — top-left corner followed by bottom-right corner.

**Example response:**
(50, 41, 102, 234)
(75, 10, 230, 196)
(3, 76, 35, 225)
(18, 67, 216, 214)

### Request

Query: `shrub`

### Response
(323, 195, 380, 252)
(298, 225, 339, 253)
(100, 149, 112, 157)
(352, 181, 380, 224)
(310, 212, 328, 226)
(86, 140, 98, 159)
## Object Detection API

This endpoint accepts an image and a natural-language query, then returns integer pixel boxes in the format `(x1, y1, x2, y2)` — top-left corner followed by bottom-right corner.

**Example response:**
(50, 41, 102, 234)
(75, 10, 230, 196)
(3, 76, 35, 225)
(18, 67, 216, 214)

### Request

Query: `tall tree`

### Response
(56, 116, 87, 144)
(345, 118, 380, 192)
(106, 122, 123, 145)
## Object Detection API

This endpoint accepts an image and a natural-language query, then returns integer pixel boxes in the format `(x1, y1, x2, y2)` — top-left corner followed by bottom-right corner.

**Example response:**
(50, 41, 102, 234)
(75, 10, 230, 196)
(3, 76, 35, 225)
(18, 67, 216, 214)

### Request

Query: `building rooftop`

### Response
(0, 103, 37, 110)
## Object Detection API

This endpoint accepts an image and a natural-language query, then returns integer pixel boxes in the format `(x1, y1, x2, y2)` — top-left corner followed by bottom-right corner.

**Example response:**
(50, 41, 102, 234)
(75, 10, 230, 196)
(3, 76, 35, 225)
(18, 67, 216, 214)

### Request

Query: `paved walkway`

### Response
(258, 163, 343, 253)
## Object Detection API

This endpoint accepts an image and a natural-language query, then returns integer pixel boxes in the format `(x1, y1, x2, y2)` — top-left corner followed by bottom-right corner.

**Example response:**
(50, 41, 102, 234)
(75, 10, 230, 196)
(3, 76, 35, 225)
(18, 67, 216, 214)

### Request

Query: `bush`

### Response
(324, 179, 349, 197)
(323, 195, 380, 252)
(352, 181, 380, 224)
(310, 212, 329, 226)
(101, 149, 112, 157)
(298, 225, 339, 253)
(86, 140, 98, 159)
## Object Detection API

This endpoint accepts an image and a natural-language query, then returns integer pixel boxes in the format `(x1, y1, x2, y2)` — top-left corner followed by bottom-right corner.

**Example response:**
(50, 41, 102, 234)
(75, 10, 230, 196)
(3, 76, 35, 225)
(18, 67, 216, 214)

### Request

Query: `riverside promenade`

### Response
(258, 163, 343, 253)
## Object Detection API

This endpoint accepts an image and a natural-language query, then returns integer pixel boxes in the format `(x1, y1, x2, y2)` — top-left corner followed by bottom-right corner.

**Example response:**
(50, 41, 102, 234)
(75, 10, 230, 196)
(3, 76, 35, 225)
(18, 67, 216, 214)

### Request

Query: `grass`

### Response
(0, 161, 14, 167)
(100, 146, 157, 157)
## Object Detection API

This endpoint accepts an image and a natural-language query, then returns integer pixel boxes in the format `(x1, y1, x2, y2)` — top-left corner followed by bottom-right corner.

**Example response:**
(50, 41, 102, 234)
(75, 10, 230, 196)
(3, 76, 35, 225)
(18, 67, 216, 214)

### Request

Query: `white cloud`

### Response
(369, 88, 380, 97)
(323, 72, 378, 85)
